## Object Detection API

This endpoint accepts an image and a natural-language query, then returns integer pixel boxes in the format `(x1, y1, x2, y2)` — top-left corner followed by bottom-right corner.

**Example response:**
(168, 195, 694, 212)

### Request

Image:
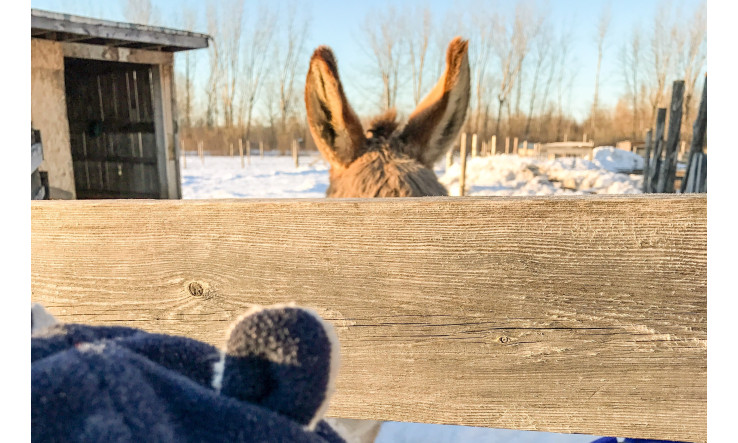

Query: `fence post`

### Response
(471, 133, 478, 158)
(181, 139, 186, 169)
(681, 76, 707, 193)
(657, 80, 684, 193)
(260, 141, 264, 158)
(523, 140, 528, 153)
(459, 133, 467, 196)
(649, 108, 667, 193)
(239, 139, 244, 168)
(642, 129, 653, 193)
(491, 135, 497, 156)
(247, 141, 251, 166)
(685, 152, 707, 193)
(293, 139, 299, 168)
(505, 137, 510, 155)
(513, 137, 518, 156)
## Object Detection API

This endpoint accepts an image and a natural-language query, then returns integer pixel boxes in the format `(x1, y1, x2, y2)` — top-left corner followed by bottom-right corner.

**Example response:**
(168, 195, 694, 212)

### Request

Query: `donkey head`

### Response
(305, 37, 470, 198)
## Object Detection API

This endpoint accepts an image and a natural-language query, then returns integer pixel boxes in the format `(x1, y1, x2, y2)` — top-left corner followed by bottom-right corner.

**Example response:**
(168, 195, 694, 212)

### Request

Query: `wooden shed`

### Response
(31, 9, 209, 199)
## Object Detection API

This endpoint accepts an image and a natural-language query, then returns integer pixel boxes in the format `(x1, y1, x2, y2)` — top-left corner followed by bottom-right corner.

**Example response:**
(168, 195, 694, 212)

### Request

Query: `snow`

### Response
(438, 154, 642, 197)
(181, 152, 330, 199)
(181, 149, 643, 200)
(591, 146, 645, 173)
(179, 150, 640, 442)
(376, 422, 602, 443)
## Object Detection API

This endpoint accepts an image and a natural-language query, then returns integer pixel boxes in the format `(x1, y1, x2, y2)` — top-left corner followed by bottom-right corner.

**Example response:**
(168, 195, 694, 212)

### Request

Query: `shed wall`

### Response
(31, 39, 75, 199)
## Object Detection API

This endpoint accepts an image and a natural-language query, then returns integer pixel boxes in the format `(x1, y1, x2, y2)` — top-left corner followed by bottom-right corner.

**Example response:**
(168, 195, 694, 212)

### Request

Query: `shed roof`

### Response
(31, 9, 209, 52)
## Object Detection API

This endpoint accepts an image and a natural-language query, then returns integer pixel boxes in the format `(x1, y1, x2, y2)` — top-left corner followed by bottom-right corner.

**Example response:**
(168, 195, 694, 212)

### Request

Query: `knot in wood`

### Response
(188, 282, 204, 297)
(499, 336, 510, 344)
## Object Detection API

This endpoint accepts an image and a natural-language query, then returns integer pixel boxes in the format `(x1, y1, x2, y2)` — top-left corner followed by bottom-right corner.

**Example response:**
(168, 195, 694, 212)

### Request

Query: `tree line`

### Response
(121, 0, 706, 154)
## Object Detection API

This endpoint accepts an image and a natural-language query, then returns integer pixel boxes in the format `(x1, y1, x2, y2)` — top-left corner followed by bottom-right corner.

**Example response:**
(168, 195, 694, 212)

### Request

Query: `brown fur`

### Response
(305, 37, 470, 198)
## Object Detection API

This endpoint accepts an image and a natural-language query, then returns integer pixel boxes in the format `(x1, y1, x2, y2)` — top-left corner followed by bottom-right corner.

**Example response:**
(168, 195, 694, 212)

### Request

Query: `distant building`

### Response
(31, 9, 209, 199)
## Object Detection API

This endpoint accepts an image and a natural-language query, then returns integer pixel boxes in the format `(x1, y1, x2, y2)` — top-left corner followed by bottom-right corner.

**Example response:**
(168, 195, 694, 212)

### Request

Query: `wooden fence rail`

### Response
(31, 196, 706, 442)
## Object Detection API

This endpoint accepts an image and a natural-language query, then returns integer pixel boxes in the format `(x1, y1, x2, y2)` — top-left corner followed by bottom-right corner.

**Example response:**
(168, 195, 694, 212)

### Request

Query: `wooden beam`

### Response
(150, 63, 178, 199)
(32, 9, 208, 51)
(657, 81, 685, 193)
(648, 109, 667, 193)
(62, 42, 173, 65)
(70, 154, 158, 165)
(681, 76, 707, 193)
(30, 196, 706, 443)
(31, 199, 707, 442)
(642, 129, 653, 193)
(67, 120, 155, 135)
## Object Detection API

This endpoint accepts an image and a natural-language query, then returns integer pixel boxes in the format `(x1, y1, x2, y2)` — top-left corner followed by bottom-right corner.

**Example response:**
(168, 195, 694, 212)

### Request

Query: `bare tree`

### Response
(204, 2, 222, 127)
(524, 17, 552, 138)
(537, 19, 572, 137)
(237, 5, 277, 142)
(263, 78, 281, 150)
(621, 24, 643, 140)
(406, 6, 433, 106)
(465, 4, 497, 137)
(677, 1, 706, 139)
(217, 0, 246, 128)
(274, 2, 311, 143)
(492, 3, 532, 138)
(554, 25, 575, 140)
(644, 0, 679, 129)
(590, 2, 611, 140)
(362, 7, 404, 112)
(177, 7, 198, 128)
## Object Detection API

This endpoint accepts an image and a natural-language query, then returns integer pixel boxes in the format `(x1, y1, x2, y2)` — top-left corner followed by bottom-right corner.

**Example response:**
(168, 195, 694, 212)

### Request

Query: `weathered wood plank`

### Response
(681, 76, 707, 194)
(62, 42, 174, 65)
(151, 63, 179, 198)
(686, 153, 707, 194)
(32, 9, 208, 51)
(658, 81, 685, 193)
(30, 196, 706, 442)
(641, 130, 652, 193)
(459, 133, 467, 196)
(648, 109, 667, 193)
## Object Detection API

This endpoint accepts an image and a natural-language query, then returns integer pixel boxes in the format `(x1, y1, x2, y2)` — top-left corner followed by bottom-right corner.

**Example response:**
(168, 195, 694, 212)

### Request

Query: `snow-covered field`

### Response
(181, 147, 643, 200)
(180, 148, 642, 442)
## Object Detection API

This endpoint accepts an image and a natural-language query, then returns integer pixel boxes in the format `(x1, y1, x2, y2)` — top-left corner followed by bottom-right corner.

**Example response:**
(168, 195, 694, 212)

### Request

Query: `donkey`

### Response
(305, 37, 470, 198)
(304, 37, 470, 443)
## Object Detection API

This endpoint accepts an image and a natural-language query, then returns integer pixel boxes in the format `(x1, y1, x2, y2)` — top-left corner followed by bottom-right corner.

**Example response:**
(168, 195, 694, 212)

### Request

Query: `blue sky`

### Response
(30, 0, 705, 121)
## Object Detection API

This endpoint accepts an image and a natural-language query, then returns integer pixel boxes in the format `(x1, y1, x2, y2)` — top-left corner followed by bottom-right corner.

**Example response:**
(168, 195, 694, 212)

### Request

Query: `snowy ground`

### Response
(180, 149, 642, 442)
(181, 147, 643, 200)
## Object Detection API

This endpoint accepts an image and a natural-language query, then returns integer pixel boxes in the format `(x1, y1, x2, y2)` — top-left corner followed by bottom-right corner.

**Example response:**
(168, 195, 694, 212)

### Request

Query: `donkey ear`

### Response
(399, 37, 470, 168)
(305, 46, 366, 169)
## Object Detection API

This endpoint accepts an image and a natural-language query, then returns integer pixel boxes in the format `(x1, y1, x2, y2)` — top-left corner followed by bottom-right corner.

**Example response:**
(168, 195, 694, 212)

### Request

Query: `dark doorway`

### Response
(64, 58, 161, 198)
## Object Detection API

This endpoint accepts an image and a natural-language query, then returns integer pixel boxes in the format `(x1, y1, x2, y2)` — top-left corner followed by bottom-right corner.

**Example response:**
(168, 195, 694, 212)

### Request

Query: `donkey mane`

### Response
(366, 109, 400, 140)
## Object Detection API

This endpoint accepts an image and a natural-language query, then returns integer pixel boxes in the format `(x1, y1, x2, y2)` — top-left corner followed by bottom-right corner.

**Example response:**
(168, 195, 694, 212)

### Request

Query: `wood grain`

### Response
(682, 76, 707, 194)
(658, 81, 684, 193)
(31, 195, 706, 442)
(32, 9, 209, 51)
